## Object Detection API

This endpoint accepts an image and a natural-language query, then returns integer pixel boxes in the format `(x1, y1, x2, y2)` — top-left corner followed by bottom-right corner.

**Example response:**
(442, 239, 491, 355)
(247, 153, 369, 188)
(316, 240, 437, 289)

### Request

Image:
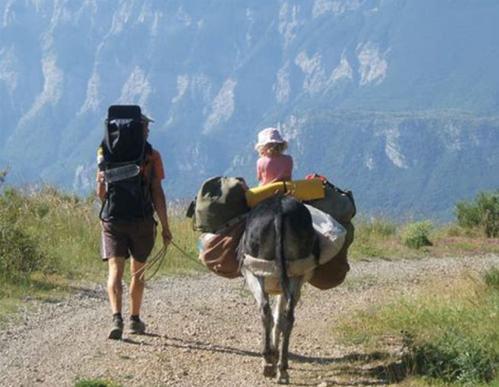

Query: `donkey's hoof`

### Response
(277, 370, 289, 384)
(263, 364, 277, 378)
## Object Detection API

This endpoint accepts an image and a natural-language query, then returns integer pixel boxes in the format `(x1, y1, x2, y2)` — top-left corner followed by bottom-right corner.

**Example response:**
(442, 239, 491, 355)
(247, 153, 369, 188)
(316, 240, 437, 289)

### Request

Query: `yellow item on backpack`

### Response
(245, 179, 325, 208)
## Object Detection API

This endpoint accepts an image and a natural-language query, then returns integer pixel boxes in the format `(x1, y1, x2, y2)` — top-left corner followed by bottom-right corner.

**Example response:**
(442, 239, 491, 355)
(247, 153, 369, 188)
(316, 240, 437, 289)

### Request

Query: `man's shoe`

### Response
(129, 318, 146, 335)
(108, 318, 124, 340)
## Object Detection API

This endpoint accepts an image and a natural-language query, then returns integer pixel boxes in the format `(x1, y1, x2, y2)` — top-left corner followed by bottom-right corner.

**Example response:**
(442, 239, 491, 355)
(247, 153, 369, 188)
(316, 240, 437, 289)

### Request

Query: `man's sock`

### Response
(113, 312, 123, 322)
(130, 314, 140, 322)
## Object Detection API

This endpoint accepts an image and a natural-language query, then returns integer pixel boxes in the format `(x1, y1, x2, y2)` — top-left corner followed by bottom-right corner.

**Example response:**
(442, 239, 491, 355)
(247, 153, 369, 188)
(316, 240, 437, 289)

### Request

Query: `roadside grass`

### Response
(0, 293, 20, 324)
(0, 187, 201, 319)
(430, 224, 499, 256)
(350, 217, 499, 260)
(0, 186, 102, 281)
(336, 268, 499, 385)
(0, 273, 70, 326)
(350, 218, 426, 260)
(0, 187, 201, 279)
(74, 378, 120, 387)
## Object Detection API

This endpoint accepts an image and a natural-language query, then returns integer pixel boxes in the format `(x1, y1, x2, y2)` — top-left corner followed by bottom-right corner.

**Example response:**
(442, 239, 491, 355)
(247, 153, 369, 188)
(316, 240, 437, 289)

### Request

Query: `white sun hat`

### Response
(255, 127, 287, 150)
(141, 113, 155, 123)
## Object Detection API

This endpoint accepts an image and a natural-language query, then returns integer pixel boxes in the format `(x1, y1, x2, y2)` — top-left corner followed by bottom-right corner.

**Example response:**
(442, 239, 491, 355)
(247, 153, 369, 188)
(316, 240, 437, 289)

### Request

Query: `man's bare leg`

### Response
(129, 258, 147, 334)
(107, 257, 125, 339)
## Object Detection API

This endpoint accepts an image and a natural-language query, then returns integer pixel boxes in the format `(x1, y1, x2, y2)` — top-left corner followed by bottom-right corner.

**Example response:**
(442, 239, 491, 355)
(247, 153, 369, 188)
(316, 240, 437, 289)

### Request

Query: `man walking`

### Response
(96, 108, 172, 340)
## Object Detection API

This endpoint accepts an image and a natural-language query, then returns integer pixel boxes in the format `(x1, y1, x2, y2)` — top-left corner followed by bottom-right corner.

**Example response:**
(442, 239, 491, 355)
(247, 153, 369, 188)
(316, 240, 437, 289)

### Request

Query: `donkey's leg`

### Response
(261, 297, 276, 377)
(277, 278, 303, 384)
(272, 294, 285, 364)
(242, 269, 276, 377)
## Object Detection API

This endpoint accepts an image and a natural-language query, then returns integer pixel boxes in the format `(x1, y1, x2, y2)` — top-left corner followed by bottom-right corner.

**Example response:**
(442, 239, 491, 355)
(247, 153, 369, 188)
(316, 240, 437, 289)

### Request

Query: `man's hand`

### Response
(96, 171, 105, 184)
(96, 171, 106, 201)
(162, 227, 172, 247)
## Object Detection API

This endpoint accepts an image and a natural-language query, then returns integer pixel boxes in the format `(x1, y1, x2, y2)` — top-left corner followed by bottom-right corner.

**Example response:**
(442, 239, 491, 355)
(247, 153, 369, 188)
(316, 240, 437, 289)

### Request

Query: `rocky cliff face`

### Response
(1, 0, 498, 219)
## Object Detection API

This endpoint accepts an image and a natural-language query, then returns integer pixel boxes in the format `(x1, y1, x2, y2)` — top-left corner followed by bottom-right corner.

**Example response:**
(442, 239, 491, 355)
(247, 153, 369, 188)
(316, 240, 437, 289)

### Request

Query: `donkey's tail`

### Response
(275, 196, 290, 300)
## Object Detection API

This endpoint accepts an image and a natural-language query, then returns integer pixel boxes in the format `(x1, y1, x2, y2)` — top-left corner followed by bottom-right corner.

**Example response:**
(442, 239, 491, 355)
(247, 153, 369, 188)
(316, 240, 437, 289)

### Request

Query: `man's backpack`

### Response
(99, 105, 153, 222)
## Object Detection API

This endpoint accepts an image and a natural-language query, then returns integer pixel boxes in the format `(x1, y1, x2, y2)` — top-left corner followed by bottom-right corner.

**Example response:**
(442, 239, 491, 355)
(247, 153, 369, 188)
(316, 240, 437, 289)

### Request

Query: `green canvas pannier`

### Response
(187, 176, 250, 233)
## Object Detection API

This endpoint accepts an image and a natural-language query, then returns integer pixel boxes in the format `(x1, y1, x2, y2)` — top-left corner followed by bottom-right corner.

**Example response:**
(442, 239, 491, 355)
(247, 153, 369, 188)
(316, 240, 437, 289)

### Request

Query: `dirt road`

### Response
(1, 254, 497, 386)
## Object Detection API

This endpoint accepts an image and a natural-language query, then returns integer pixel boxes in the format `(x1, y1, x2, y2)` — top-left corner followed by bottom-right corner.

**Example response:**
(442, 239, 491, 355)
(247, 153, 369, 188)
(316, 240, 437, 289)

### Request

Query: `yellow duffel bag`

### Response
(245, 179, 325, 208)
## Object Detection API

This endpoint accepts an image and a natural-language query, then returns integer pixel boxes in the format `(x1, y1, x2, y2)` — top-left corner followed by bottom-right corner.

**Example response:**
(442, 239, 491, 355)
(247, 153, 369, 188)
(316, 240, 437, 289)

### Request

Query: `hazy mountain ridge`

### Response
(1, 0, 498, 219)
(283, 110, 499, 219)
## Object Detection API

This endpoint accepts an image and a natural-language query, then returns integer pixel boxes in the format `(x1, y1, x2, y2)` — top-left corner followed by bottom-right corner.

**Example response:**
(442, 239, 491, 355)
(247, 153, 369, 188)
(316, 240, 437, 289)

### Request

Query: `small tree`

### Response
(401, 221, 433, 249)
(455, 191, 499, 238)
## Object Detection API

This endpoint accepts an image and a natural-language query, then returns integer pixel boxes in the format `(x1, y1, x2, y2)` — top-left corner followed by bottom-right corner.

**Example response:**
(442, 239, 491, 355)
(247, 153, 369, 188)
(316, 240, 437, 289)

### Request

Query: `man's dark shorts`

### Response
(101, 217, 156, 262)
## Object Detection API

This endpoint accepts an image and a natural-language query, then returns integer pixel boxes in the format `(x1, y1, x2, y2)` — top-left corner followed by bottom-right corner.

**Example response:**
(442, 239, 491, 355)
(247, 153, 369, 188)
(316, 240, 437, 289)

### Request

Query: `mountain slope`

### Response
(1, 0, 498, 219)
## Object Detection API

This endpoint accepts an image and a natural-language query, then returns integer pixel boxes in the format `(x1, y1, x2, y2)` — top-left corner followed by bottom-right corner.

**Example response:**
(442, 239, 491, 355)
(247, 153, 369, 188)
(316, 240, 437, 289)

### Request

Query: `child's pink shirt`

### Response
(257, 154, 293, 185)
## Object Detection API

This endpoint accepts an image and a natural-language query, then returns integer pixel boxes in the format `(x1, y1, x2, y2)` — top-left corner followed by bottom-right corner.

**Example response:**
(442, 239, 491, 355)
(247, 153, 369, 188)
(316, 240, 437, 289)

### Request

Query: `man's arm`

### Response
(151, 179, 172, 246)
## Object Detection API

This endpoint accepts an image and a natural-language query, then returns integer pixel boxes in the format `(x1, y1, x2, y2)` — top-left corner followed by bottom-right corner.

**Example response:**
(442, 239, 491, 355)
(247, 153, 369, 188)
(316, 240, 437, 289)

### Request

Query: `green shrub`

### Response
(0, 187, 85, 286)
(401, 221, 433, 249)
(0, 216, 45, 284)
(455, 191, 499, 238)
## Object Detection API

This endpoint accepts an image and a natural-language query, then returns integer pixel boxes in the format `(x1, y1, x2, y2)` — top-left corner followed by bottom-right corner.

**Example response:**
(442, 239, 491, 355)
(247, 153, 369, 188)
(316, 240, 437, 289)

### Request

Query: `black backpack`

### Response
(305, 174, 356, 226)
(98, 105, 154, 222)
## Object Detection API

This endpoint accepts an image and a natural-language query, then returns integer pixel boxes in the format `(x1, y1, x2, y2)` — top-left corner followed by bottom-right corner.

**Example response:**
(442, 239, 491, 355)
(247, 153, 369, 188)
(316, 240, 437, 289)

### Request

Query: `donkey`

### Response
(239, 195, 319, 384)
